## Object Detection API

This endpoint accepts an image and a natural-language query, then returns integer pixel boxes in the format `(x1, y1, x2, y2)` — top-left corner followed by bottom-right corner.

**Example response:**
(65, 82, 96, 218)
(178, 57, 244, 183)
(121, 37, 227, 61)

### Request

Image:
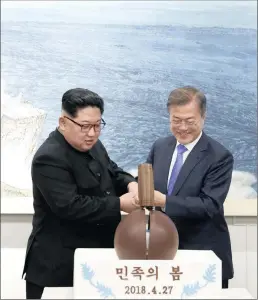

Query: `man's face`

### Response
(169, 100, 205, 145)
(59, 106, 103, 152)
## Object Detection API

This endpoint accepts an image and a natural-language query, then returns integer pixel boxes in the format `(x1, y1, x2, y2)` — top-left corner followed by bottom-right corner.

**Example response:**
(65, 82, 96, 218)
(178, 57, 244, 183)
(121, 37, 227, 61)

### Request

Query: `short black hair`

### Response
(62, 88, 104, 118)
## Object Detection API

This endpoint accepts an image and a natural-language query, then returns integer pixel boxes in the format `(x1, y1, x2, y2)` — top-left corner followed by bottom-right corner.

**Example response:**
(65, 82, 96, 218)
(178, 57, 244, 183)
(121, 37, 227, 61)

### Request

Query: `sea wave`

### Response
(1, 79, 257, 200)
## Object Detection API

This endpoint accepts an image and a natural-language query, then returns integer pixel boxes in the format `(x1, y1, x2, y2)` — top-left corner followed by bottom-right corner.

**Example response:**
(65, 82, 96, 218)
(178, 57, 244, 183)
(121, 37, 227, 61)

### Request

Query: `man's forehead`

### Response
(169, 105, 201, 117)
(79, 118, 102, 124)
(62, 112, 102, 124)
(172, 115, 195, 120)
(170, 110, 197, 117)
(76, 108, 102, 123)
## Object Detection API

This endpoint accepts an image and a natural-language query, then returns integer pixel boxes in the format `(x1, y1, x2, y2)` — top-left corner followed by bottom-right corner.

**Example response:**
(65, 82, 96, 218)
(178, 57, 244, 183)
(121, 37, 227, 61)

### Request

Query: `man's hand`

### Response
(120, 192, 140, 213)
(154, 190, 166, 207)
(127, 182, 139, 201)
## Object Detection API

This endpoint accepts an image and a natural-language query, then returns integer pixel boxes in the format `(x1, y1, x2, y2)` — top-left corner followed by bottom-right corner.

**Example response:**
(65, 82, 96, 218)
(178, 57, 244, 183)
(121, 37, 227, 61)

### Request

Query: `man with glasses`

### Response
(22, 88, 139, 299)
(146, 86, 234, 289)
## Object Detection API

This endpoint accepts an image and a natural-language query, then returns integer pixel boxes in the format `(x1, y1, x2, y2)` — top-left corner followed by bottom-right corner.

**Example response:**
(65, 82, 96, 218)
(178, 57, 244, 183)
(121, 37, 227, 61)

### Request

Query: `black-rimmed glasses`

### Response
(64, 116, 106, 133)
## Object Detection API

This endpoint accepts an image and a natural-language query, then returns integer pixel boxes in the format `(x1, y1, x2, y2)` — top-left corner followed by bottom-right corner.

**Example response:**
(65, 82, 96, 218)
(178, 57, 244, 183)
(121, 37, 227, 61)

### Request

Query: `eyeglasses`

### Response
(64, 116, 106, 133)
(170, 119, 197, 127)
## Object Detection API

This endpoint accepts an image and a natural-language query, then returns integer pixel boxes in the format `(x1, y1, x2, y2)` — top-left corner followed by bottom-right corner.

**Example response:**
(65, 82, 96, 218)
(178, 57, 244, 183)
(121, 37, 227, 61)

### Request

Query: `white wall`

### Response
(1, 214, 257, 298)
(227, 221, 257, 298)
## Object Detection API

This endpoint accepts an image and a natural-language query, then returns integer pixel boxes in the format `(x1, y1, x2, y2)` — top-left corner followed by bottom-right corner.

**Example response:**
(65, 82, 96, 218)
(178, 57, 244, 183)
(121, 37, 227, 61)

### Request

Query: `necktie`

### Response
(167, 144, 188, 196)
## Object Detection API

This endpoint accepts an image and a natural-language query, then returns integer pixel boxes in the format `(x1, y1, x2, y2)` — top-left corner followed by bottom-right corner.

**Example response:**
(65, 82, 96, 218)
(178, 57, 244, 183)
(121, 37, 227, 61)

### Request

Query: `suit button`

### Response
(97, 173, 100, 177)
(106, 191, 110, 195)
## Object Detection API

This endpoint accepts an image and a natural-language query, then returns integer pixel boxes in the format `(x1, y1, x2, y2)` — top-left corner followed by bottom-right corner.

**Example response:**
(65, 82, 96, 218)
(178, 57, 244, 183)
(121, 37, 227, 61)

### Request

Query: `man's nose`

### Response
(179, 122, 188, 130)
(87, 126, 96, 136)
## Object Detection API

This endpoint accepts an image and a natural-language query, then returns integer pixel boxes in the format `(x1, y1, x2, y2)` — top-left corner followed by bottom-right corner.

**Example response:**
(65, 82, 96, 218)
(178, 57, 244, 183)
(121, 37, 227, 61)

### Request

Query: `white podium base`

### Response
(0, 248, 254, 299)
(42, 287, 254, 299)
(42, 287, 73, 299)
(73, 248, 222, 299)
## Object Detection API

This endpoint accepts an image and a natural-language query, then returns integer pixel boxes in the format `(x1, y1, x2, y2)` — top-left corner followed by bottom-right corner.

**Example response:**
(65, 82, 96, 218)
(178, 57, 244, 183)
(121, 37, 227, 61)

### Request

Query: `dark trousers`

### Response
(26, 281, 44, 299)
(222, 279, 228, 289)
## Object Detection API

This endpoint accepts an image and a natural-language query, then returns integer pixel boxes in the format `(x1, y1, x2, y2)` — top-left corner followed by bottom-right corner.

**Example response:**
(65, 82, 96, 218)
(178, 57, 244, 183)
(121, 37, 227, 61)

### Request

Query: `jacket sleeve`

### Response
(109, 159, 137, 194)
(146, 141, 155, 164)
(165, 151, 234, 220)
(98, 142, 136, 195)
(32, 155, 121, 223)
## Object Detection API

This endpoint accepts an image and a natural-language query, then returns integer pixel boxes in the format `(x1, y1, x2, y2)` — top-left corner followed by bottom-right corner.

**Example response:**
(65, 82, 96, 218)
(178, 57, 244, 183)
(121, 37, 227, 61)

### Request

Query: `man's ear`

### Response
(59, 116, 66, 131)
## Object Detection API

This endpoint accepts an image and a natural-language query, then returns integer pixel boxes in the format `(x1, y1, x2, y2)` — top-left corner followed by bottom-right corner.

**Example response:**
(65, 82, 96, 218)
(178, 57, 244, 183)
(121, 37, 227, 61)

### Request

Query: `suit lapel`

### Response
(159, 137, 176, 193)
(171, 133, 209, 195)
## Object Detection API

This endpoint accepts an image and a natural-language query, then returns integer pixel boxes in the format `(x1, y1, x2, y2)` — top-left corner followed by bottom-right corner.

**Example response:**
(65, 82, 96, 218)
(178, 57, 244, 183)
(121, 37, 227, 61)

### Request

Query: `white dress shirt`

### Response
(167, 131, 203, 188)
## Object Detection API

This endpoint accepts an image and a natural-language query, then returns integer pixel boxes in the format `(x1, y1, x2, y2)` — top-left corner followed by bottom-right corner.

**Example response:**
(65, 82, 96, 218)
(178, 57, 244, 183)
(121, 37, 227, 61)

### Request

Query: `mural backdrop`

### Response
(1, 1, 257, 197)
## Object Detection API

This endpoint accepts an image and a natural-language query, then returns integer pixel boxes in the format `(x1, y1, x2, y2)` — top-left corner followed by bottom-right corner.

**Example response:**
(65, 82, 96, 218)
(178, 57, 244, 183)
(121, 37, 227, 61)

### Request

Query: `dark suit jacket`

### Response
(147, 132, 234, 280)
(22, 129, 135, 287)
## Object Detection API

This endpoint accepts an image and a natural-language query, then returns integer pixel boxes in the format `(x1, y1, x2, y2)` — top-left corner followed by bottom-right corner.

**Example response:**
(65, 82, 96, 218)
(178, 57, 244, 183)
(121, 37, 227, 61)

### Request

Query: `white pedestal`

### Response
(0, 248, 254, 299)
(42, 287, 73, 299)
(73, 248, 222, 299)
(42, 287, 254, 299)
(197, 288, 254, 299)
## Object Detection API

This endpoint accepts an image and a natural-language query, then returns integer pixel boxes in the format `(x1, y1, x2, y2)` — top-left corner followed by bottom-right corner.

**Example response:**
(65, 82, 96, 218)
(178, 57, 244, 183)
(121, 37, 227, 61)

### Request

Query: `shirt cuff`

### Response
(162, 194, 168, 212)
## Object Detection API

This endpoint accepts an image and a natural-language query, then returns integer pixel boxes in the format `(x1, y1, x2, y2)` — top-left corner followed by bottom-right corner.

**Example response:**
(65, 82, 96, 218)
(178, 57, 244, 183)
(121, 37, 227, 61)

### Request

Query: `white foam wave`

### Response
(127, 168, 257, 200)
(1, 79, 47, 197)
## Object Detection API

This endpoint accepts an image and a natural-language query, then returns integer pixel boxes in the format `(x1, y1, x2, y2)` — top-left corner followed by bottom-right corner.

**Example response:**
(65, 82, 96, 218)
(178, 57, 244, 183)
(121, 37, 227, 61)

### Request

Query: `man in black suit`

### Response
(22, 88, 139, 299)
(146, 86, 234, 289)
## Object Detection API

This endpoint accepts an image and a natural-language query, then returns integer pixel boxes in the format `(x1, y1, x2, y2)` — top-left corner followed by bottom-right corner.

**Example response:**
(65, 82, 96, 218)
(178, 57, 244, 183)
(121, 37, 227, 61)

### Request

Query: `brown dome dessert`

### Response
(114, 163, 179, 260)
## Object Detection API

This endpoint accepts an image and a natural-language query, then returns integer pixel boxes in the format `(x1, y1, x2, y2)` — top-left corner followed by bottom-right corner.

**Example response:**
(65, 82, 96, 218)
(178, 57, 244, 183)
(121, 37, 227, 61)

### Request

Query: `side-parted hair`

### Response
(167, 86, 206, 117)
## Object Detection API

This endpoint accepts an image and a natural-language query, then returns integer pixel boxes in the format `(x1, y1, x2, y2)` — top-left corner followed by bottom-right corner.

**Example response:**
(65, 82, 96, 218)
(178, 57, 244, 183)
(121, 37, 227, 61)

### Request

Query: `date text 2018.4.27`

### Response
(125, 285, 173, 295)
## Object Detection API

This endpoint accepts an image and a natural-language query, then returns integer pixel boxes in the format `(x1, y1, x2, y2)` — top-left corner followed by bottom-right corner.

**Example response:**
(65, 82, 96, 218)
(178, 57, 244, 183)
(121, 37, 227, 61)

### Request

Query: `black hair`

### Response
(62, 88, 104, 117)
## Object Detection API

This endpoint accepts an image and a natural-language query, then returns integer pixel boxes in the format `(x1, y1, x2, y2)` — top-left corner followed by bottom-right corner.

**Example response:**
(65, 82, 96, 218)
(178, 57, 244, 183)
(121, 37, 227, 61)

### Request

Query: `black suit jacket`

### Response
(22, 129, 135, 287)
(147, 132, 234, 280)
